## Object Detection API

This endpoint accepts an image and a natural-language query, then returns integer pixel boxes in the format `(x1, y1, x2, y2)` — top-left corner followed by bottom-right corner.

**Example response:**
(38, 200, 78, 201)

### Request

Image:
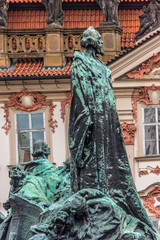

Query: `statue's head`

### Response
(54, 211, 69, 230)
(70, 195, 87, 216)
(9, 165, 26, 179)
(32, 140, 51, 159)
(81, 26, 104, 56)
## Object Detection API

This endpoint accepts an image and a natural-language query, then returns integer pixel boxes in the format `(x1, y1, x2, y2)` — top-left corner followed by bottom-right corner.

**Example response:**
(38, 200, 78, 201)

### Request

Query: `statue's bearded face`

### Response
(95, 35, 104, 56)
(9, 165, 25, 179)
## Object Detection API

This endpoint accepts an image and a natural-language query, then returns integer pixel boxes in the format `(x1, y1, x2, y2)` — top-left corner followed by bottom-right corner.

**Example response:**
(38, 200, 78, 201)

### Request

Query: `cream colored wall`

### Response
(52, 102, 68, 166)
(0, 105, 10, 215)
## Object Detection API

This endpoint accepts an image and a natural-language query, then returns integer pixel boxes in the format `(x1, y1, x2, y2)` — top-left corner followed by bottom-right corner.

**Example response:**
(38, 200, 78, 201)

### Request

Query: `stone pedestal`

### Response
(44, 28, 65, 67)
(0, 30, 10, 68)
(100, 25, 122, 63)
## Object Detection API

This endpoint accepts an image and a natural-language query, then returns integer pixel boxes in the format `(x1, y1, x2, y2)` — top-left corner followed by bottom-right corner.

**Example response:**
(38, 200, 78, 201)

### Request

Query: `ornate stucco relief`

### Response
(127, 52, 160, 79)
(2, 90, 58, 135)
(60, 92, 71, 121)
(133, 84, 160, 121)
(121, 122, 136, 145)
(144, 185, 160, 218)
(139, 166, 160, 177)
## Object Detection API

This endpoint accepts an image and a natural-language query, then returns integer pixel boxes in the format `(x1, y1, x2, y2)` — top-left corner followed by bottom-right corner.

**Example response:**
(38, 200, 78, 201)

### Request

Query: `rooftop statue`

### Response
(0, 28, 160, 240)
(135, 0, 160, 41)
(0, 0, 8, 28)
(95, 0, 120, 26)
(42, 0, 64, 27)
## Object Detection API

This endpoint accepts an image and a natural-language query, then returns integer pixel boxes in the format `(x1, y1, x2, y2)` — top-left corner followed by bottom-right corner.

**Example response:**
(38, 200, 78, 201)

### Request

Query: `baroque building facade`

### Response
(0, 0, 160, 231)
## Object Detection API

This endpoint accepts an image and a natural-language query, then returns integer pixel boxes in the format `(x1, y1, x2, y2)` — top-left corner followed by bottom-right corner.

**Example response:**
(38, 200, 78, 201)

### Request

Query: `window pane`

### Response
(145, 141, 157, 155)
(144, 108, 155, 123)
(145, 125, 156, 140)
(18, 132, 30, 147)
(31, 113, 44, 129)
(159, 126, 160, 155)
(19, 148, 31, 163)
(32, 132, 44, 146)
(158, 109, 160, 122)
(17, 114, 29, 130)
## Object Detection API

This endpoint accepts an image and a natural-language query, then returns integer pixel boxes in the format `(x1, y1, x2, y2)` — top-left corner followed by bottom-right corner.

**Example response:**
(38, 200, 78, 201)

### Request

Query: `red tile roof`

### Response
(7, 10, 47, 29)
(108, 29, 160, 65)
(119, 9, 141, 48)
(0, 58, 71, 78)
(7, 9, 141, 49)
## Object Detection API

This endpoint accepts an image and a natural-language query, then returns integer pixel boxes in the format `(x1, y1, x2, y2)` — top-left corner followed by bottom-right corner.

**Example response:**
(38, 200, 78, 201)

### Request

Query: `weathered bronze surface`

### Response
(0, 27, 160, 240)
(135, 0, 160, 41)
(42, 0, 64, 28)
(96, 0, 120, 26)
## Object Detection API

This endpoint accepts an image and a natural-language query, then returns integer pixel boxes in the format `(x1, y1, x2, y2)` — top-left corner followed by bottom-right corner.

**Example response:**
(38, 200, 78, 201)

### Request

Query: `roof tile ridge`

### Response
(20, 59, 29, 76)
(23, 59, 32, 76)
(12, 59, 21, 77)
(35, 59, 43, 76)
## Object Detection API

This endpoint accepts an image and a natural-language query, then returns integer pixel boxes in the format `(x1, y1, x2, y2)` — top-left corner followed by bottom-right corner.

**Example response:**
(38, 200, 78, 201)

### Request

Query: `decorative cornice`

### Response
(139, 166, 160, 177)
(121, 122, 136, 145)
(133, 84, 160, 121)
(127, 52, 160, 79)
(60, 92, 71, 121)
(139, 170, 149, 177)
(2, 90, 58, 135)
(150, 166, 160, 176)
(144, 185, 160, 218)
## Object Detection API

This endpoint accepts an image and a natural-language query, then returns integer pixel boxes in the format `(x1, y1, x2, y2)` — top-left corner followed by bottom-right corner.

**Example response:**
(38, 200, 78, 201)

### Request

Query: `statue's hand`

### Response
(3, 200, 11, 211)
(121, 232, 144, 240)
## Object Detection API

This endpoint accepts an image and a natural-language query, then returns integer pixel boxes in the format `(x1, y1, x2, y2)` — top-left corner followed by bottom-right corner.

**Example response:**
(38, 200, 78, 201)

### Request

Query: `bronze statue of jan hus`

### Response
(69, 26, 158, 235)
(42, 0, 64, 27)
(95, 0, 120, 26)
(135, 0, 160, 40)
(0, 0, 8, 28)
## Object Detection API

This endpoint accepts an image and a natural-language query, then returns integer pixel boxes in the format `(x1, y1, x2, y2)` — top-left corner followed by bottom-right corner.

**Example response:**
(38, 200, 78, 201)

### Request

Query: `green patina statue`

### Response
(0, 27, 160, 240)
(69, 26, 157, 230)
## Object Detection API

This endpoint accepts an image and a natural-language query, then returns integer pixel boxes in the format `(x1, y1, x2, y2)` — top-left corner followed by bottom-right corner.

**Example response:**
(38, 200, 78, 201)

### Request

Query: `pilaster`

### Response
(0, 29, 10, 68)
(100, 26, 122, 63)
(44, 28, 65, 67)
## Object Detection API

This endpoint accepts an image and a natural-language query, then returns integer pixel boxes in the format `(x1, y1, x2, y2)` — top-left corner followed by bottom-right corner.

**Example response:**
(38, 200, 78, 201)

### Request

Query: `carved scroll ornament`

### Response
(139, 170, 149, 177)
(127, 52, 160, 79)
(121, 122, 136, 145)
(133, 84, 160, 121)
(2, 90, 58, 135)
(139, 166, 160, 177)
(60, 92, 71, 121)
(144, 185, 160, 218)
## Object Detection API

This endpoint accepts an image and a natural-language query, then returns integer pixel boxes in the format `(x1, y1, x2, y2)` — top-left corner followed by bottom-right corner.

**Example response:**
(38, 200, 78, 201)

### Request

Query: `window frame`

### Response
(143, 106, 160, 157)
(15, 111, 46, 163)
(9, 106, 53, 165)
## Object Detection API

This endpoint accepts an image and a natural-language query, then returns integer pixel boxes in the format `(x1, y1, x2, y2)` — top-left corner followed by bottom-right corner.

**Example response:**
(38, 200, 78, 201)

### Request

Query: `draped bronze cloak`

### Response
(69, 51, 156, 233)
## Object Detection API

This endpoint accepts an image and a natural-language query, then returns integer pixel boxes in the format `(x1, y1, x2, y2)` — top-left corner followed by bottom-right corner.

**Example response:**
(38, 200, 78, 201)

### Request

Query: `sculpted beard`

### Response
(96, 42, 104, 56)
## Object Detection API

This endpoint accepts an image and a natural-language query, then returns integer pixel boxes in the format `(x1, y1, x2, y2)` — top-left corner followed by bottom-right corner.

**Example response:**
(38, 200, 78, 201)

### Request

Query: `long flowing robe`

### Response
(69, 51, 157, 233)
